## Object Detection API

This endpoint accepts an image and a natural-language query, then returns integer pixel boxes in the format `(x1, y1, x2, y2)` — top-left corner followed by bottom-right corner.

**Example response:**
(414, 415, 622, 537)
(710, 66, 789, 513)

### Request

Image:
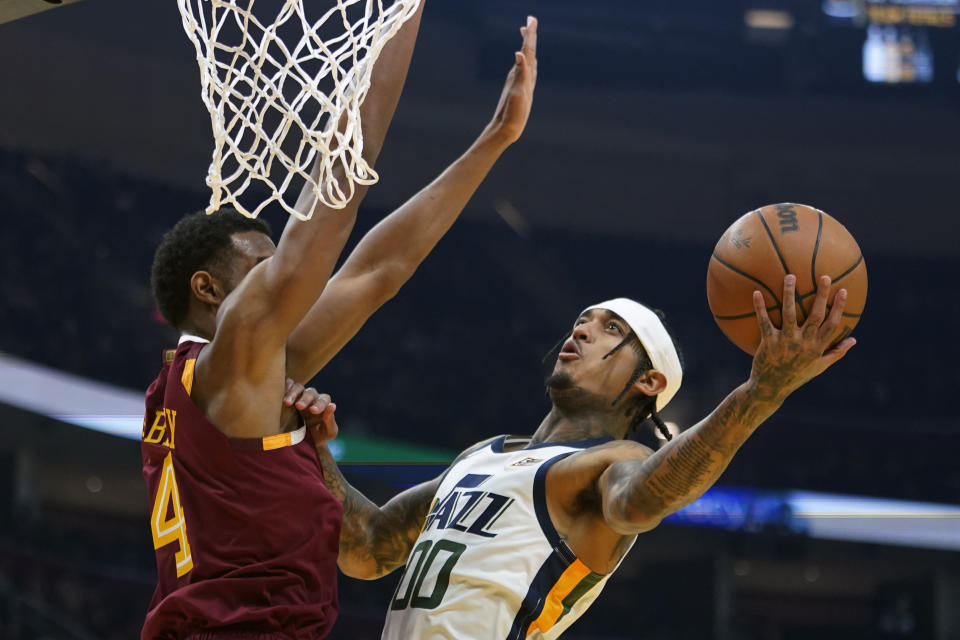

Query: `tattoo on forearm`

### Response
(636, 435, 721, 511)
(316, 446, 434, 578)
(365, 488, 434, 576)
(316, 448, 348, 503)
(616, 382, 781, 522)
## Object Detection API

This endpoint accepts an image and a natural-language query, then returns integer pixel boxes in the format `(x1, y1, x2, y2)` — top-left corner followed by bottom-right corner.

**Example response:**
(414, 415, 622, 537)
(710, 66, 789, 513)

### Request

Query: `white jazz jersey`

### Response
(382, 434, 631, 640)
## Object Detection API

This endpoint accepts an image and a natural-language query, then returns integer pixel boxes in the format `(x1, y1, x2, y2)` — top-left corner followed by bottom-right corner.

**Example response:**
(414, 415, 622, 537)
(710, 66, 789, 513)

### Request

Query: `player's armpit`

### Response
(544, 443, 659, 536)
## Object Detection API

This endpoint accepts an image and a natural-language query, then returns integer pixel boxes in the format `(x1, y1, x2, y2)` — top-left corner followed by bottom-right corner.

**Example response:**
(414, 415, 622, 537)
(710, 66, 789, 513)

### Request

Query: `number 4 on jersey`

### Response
(151, 451, 194, 577)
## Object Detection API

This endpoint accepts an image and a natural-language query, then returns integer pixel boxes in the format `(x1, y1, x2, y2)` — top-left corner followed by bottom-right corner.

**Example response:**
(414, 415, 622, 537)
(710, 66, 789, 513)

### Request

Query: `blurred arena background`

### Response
(0, 0, 958, 638)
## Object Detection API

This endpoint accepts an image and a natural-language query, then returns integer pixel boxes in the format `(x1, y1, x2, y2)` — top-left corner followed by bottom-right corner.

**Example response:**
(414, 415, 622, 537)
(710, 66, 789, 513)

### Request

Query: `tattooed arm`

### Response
(283, 383, 498, 579)
(598, 274, 857, 535)
(281, 381, 439, 578)
(313, 443, 442, 580)
(597, 380, 781, 534)
(315, 434, 502, 577)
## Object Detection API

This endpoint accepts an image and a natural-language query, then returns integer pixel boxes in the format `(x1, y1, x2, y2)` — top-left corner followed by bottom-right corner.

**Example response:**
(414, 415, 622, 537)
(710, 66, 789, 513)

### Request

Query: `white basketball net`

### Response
(177, 0, 422, 219)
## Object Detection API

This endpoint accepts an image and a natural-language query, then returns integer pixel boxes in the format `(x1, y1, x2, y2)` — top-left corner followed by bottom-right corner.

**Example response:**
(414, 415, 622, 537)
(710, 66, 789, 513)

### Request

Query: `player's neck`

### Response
(179, 312, 216, 342)
(179, 323, 214, 342)
(529, 408, 627, 446)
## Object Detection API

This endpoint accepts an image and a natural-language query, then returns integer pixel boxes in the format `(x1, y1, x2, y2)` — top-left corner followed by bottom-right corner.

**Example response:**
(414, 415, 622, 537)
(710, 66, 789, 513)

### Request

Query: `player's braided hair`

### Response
(603, 332, 673, 441)
(151, 208, 272, 329)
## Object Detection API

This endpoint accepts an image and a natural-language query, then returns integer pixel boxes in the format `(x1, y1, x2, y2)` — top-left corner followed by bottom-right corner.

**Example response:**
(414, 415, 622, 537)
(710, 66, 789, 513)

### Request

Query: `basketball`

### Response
(706, 203, 867, 355)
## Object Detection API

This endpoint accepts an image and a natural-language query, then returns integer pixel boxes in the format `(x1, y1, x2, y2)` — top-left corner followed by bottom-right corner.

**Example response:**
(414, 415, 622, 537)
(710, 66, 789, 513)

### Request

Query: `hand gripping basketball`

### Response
(748, 274, 857, 401)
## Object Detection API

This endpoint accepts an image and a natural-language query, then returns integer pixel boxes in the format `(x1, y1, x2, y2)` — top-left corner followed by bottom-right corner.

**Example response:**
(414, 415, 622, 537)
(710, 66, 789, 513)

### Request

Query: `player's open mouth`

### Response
(558, 338, 580, 360)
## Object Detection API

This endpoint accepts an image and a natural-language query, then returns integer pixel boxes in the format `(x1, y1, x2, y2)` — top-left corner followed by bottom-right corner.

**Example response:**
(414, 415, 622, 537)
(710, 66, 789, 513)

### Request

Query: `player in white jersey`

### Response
(299, 274, 855, 638)
(384, 435, 627, 639)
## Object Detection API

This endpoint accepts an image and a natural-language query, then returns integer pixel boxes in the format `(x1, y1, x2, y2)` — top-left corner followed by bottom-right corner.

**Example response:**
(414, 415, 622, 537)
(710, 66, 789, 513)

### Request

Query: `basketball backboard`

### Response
(0, 0, 85, 25)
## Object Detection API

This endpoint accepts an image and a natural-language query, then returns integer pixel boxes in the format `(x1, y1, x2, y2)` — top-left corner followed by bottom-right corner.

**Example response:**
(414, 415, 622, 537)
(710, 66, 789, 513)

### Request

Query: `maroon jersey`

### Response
(141, 339, 343, 639)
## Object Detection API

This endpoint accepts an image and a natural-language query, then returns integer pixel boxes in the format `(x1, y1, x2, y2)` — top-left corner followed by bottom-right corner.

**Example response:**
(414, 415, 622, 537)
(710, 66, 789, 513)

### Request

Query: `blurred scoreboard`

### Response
(864, 0, 957, 27)
(825, 0, 960, 84)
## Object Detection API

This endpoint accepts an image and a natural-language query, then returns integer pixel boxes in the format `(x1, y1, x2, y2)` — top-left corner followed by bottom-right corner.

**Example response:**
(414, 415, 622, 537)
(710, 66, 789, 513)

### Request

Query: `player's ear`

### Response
(633, 370, 667, 397)
(190, 270, 225, 306)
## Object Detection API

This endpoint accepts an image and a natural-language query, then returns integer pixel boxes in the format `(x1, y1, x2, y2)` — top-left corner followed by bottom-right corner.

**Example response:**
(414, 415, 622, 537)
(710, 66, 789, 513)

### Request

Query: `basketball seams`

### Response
(831, 254, 864, 286)
(832, 326, 854, 345)
(797, 254, 864, 300)
(825, 306, 862, 318)
(755, 209, 806, 322)
(755, 211, 791, 276)
(808, 211, 823, 298)
(714, 306, 777, 320)
(710, 253, 782, 307)
(823, 303, 862, 318)
(718, 307, 860, 321)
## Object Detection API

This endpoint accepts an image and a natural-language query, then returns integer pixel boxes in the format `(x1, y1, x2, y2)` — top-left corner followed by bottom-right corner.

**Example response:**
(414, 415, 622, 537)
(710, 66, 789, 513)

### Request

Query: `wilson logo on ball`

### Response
(776, 205, 799, 233)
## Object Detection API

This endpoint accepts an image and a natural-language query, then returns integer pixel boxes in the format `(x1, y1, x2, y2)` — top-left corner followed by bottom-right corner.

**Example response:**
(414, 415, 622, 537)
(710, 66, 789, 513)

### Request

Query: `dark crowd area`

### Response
(0, 511, 154, 640)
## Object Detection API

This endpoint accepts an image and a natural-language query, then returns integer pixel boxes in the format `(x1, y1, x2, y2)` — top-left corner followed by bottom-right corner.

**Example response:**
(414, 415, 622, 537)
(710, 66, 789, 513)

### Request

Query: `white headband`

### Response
(582, 298, 682, 412)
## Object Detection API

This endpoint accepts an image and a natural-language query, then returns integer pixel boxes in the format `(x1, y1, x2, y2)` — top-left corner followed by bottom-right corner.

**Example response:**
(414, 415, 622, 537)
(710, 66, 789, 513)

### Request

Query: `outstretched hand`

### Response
(749, 274, 857, 402)
(282, 379, 339, 445)
(485, 15, 538, 144)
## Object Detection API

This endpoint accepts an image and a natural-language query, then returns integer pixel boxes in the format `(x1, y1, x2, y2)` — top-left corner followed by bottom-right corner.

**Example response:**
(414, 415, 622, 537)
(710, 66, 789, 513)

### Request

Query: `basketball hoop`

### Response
(177, 0, 422, 219)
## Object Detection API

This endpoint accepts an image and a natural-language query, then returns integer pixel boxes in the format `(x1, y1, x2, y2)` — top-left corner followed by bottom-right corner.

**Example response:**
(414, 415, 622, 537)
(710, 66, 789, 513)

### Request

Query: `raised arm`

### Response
(192, 2, 425, 438)
(284, 16, 539, 382)
(598, 275, 857, 534)
(268, 0, 429, 320)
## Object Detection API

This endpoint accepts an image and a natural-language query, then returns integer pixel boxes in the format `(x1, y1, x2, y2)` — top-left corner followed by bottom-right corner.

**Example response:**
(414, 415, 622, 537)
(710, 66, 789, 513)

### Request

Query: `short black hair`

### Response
(150, 208, 271, 329)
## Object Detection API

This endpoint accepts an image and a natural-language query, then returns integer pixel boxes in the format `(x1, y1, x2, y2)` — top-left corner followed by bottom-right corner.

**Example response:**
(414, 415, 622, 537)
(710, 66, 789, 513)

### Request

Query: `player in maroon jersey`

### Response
(142, 11, 538, 639)
(142, 345, 345, 639)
